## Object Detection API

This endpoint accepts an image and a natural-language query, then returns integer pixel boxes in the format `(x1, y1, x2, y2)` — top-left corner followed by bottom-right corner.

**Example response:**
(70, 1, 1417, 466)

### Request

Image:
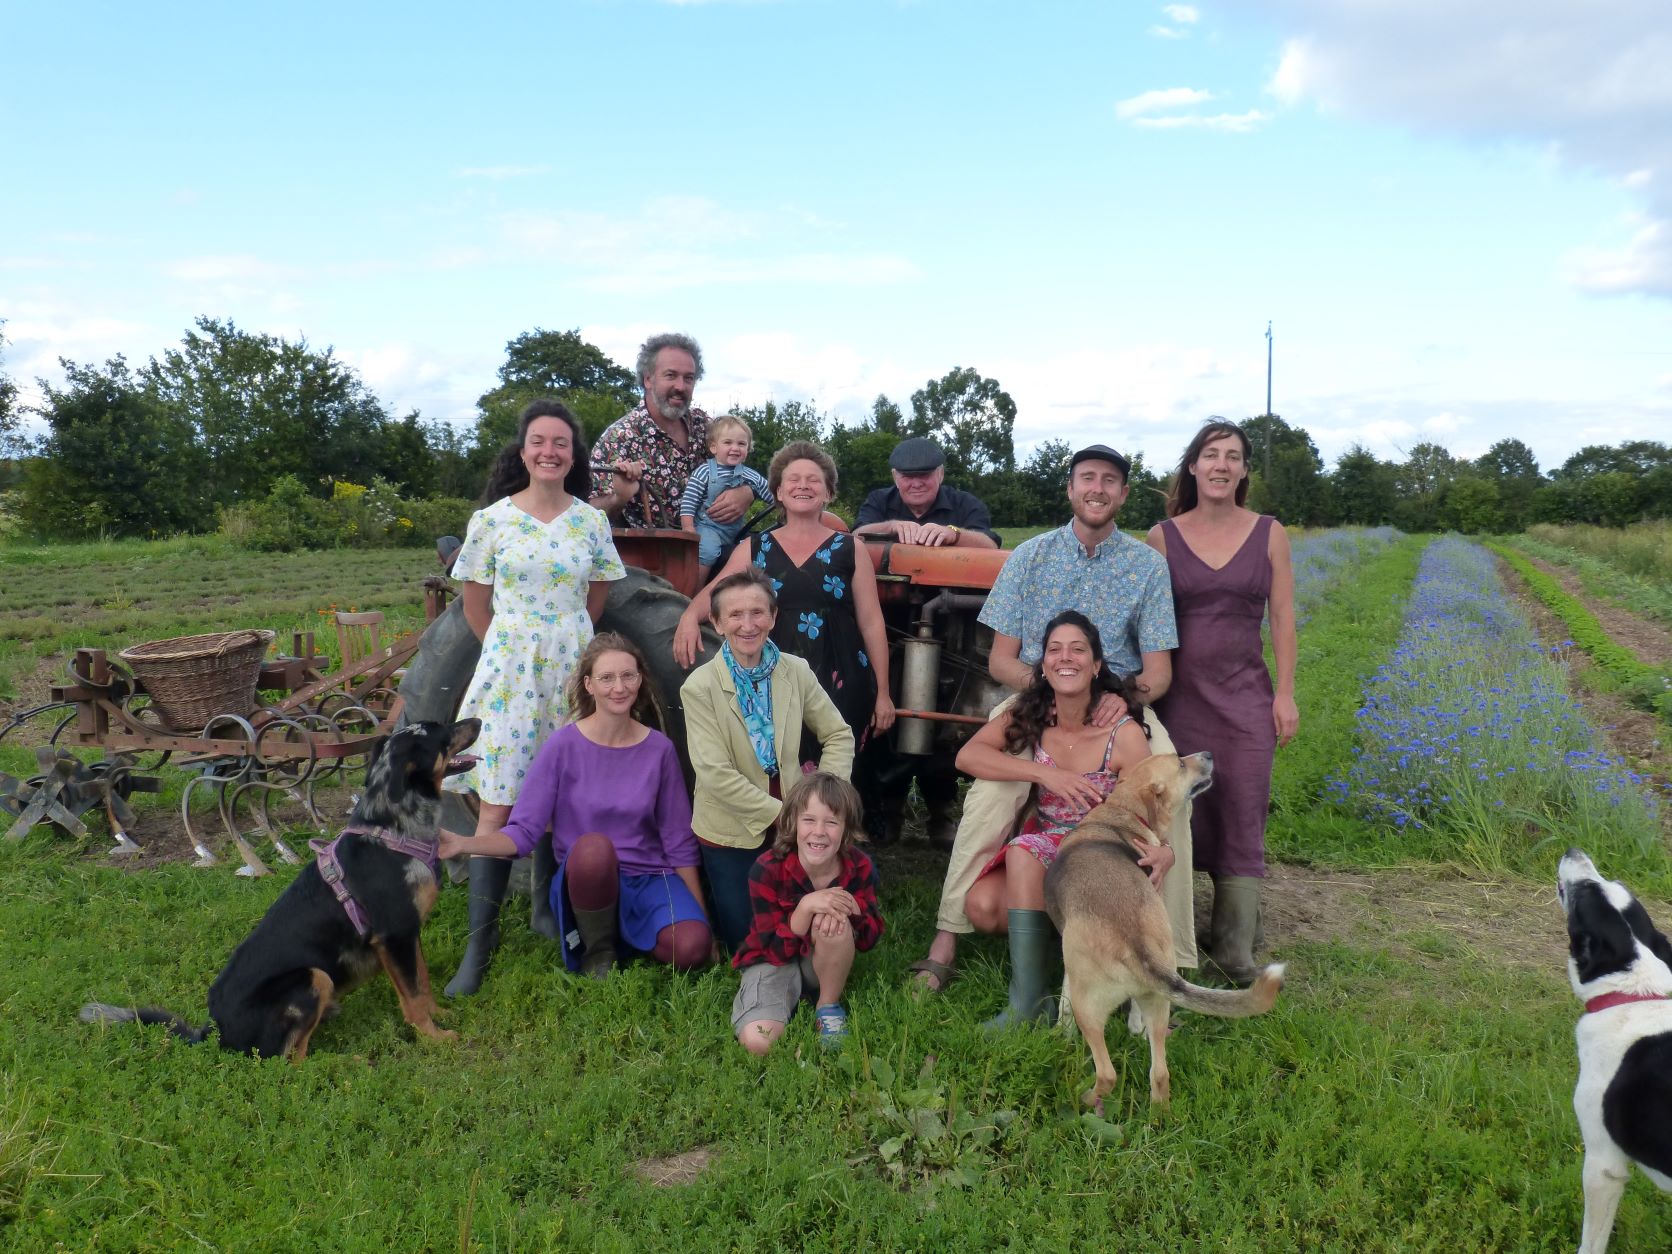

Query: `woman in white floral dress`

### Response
(444, 399, 626, 996)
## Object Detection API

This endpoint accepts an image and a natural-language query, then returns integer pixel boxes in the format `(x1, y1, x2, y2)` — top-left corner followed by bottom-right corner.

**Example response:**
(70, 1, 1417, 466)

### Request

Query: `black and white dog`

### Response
(1558, 847, 1672, 1253)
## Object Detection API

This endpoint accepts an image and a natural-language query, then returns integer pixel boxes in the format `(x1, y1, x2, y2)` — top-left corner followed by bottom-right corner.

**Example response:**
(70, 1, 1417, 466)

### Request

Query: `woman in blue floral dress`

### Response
(675, 441, 893, 757)
(443, 399, 626, 996)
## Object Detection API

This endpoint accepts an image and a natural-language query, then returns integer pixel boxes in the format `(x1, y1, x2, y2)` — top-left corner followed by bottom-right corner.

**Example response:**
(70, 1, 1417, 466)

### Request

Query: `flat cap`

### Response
(1069, 443, 1131, 479)
(890, 437, 946, 474)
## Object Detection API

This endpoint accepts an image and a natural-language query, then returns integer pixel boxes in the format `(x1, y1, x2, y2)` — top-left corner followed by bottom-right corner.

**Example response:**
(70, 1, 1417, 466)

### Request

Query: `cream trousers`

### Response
(934, 696, 1198, 968)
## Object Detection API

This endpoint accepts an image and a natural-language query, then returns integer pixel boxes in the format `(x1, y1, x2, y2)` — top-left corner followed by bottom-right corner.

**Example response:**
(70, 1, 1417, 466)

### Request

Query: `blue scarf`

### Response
(722, 639, 780, 777)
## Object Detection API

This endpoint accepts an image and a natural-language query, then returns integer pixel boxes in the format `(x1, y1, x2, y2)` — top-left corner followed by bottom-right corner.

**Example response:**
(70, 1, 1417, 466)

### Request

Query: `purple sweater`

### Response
(500, 723, 699, 873)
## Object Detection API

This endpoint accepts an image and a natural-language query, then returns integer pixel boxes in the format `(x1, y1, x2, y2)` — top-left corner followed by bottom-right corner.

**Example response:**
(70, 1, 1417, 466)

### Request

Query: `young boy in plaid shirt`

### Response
(731, 772, 884, 1054)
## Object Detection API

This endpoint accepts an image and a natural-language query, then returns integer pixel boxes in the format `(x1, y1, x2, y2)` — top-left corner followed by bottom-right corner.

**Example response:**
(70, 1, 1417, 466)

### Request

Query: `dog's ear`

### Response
(448, 718, 481, 758)
(1141, 778, 1168, 835)
(1569, 884, 1638, 985)
(1622, 897, 1672, 970)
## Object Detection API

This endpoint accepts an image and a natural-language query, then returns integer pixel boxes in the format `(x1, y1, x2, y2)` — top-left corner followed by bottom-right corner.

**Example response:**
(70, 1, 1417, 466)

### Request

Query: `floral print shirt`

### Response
(589, 404, 714, 529)
(979, 524, 1178, 676)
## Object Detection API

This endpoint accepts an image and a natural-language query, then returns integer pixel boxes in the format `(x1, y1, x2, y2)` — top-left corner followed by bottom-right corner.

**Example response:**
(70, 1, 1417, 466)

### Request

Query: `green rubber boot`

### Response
(982, 908, 1059, 1030)
(530, 841, 560, 941)
(573, 904, 619, 980)
(1206, 875, 1262, 987)
(445, 856, 512, 998)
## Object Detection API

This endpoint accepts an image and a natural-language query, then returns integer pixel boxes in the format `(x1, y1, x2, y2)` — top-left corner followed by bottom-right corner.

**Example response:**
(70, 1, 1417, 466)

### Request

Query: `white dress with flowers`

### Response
(444, 497, 626, 805)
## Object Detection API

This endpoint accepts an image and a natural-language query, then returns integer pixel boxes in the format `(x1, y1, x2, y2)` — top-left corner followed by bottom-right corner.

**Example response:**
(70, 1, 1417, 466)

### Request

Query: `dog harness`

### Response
(1584, 991, 1672, 1014)
(310, 824, 439, 940)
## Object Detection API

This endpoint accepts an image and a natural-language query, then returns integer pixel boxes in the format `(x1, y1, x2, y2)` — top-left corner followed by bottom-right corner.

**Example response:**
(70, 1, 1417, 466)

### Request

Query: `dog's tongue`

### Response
(444, 754, 480, 777)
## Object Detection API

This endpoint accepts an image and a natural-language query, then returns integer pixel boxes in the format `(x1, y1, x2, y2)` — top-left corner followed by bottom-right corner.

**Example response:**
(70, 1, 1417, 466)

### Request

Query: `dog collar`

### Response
(1584, 991, 1672, 1014)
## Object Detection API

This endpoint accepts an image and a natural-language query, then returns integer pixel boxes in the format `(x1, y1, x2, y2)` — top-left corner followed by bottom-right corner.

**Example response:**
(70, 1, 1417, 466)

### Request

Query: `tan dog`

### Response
(1045, 751, 1285, 1111)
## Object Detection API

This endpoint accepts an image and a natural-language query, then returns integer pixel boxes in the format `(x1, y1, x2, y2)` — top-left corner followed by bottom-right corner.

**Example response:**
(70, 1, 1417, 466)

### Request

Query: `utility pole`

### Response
(1264, 320, 1273, 473)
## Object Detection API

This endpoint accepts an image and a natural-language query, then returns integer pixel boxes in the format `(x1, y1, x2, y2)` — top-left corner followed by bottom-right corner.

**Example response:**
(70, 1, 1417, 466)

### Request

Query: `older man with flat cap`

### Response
(853, 437, 1000, 549)
(851, 437, 999, 848)
(909, 442, 1197, 1010)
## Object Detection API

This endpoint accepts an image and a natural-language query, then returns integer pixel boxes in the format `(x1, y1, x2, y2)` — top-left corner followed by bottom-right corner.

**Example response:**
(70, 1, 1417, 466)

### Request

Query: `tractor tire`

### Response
(397, 568, 719, 791)
(396, 597, 483, 842)
(597, 567, 720, 783)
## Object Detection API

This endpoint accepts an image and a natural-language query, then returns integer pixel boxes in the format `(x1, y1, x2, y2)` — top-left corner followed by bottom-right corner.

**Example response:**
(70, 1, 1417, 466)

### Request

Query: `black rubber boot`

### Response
(1205, 875, 1262, 987)
(530, 841, 560, 941)
(573, 904, 618, 979)
(982, 908, 1060, 1030)
(444, 856, 511, 997)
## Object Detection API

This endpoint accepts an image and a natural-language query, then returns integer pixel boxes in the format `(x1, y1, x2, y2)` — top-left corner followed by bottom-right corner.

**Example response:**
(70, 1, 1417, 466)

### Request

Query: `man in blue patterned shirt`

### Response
(910, 444, 1198, 1002)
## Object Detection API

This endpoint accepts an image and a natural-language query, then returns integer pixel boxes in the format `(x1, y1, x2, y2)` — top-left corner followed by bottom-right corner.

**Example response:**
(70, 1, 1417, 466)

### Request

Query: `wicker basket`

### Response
(118, 629, 276, 732)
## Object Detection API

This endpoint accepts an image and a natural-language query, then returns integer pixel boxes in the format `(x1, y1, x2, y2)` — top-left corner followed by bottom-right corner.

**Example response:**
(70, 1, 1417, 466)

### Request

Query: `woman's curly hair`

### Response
(1002, 610, 1149, 754)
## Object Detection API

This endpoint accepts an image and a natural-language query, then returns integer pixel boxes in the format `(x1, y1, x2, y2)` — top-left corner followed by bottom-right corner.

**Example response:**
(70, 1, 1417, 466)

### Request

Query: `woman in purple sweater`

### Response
(439, 633, 712, 977)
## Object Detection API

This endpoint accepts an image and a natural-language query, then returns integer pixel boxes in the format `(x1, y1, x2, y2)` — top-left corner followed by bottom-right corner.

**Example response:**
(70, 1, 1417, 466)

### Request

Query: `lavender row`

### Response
(1329, 536, 1660, 864)
(1289, 526, 1402, 625)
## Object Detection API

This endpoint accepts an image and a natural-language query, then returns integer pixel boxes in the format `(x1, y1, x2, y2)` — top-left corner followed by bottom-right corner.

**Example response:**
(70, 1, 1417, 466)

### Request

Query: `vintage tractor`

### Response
(398, 527, 1011, 837)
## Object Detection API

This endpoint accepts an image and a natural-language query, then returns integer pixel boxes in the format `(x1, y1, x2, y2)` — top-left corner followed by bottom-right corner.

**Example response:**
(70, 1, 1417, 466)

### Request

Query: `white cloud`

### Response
(1162, 4, 1199, 22)
(1116, 87, 1214, 118)
(1422, 411, 1470, 434)
(1256, 0, 1672, 297)
(160, 255, 298, 283)
(1132, 110, 1270, 133)
(1149, 26, 1188, 39)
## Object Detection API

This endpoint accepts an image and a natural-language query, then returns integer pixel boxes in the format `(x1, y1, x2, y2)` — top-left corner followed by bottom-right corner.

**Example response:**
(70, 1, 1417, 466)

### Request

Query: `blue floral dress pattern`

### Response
(752, 528, 876, 753)
(445, 497, 626, 804)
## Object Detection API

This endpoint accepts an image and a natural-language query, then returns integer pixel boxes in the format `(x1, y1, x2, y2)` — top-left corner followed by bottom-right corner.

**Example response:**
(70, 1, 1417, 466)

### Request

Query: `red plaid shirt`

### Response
(731, 846, 884, 969)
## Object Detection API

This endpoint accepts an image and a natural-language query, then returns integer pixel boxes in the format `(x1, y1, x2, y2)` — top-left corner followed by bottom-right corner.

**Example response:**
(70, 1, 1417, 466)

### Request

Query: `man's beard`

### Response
(653, 388, 689, 423)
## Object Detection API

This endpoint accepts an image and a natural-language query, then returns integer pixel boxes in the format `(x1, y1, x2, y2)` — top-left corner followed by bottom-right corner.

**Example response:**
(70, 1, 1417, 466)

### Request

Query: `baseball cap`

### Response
(1069, 444, 1131, 479)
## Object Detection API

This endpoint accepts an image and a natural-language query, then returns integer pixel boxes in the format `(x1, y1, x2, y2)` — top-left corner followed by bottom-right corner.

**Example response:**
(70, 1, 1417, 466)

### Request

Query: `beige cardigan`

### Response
(680, 650, 856, 848)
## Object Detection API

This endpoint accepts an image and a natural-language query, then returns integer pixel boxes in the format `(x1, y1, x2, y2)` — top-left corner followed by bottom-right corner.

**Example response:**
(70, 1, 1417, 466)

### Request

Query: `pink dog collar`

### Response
(1584, 991, 1671, 1014)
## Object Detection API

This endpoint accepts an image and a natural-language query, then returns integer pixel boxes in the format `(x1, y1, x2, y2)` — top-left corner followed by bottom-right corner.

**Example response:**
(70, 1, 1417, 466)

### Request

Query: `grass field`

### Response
(3, 532, 1670, 1250)
(1526, 520, 1672, 585)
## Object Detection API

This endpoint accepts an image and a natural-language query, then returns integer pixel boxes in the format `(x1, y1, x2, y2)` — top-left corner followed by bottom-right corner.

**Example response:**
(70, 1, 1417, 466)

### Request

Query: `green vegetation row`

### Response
(1506, 531, 1672, 628)
(1487, 541, 1672, 721)
(1526, 519, 1672, 587)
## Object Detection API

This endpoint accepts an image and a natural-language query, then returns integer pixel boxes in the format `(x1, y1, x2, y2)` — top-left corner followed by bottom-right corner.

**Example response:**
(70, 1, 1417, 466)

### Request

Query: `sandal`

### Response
(814, 1002, 850, 1049)
(907, 957, 957, 995)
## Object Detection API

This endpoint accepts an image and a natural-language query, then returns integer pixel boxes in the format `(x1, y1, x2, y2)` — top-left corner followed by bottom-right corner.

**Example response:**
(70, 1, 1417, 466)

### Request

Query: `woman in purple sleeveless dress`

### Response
(1147, 420, 1298, 985)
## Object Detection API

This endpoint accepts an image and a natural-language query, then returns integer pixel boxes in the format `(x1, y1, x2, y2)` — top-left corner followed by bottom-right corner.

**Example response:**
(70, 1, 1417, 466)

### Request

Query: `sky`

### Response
(3, 0, 1670, 476)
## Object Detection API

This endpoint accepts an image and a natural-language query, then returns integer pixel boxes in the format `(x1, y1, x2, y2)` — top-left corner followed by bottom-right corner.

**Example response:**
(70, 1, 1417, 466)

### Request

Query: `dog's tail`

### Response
(79, 1002, 211, 1044)
(1157, 964, 1286, 1018)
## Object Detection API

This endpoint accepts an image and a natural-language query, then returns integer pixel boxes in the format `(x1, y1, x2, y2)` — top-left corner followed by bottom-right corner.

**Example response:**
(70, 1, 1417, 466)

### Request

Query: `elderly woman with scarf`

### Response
(680, 567, 856, 953)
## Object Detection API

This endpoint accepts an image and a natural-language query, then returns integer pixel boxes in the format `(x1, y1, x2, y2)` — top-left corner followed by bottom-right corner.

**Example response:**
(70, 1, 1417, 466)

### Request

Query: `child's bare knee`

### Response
(812, 928, 856, 954)
(737, 1021, 782, 1056)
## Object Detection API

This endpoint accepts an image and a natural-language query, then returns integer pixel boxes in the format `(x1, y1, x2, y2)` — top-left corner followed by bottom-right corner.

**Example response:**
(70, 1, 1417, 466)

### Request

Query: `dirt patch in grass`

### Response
(628, 1146, 718, 1187)
(1240, 863, 1571, 972)
(1519, 549, 1672, 667)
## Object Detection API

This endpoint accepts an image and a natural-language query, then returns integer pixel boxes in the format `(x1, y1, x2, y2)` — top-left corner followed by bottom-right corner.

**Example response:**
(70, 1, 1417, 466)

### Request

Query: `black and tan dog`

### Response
(1558, 848, 1672, 1253)
(1046, 751, 1285, 1111)
(81, 718, 480, 1061)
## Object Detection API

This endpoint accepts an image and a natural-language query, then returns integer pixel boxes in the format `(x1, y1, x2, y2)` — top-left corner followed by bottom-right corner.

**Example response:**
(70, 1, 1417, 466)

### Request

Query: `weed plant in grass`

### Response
(1331, 537, 1667, 887)
(1507, 532, 1672, 628)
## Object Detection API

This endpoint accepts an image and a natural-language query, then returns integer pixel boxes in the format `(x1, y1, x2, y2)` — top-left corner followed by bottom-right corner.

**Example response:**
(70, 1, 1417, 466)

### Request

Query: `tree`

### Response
(1574, 471, 1643, 527)
(731, 399, 829, 476)
(380, 411, 438, 497)
(1391, 441, 1459, 532)
(0, 320, 19, 459)
(1474, 438, 1541, 531)
(145, 317, 392, 508)
(1555, 441, 1672, 481)
(870, 394, 904, 436)
(908, 367, 1017, 478)
(1441, 475, 1503, 534)
(1331, 445, 1397, 525)
(494, 328, 638, 407)
(21, 356, 208, 537)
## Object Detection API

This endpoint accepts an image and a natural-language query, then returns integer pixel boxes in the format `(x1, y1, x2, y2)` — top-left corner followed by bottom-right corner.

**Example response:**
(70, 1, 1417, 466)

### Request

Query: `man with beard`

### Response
(908, 444, 1197, 999)
(590, 333, 755, 531)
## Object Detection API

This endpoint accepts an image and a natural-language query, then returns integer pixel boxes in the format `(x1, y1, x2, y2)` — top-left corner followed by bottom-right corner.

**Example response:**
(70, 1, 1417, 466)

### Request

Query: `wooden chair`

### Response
(334, 611, 387, 669)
